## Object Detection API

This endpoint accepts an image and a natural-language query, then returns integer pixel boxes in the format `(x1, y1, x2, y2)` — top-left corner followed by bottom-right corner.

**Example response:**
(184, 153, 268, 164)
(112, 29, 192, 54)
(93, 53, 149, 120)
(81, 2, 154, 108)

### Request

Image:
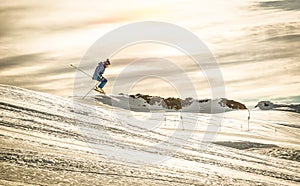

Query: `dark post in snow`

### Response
(247, 108, 250, 131)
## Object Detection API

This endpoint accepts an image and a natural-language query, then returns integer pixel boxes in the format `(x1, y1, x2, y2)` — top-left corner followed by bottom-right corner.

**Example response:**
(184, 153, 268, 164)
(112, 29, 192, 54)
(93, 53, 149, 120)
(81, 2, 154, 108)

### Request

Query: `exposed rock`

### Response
(219, 98, 247, 110)
(255, 101, 274, 110)
(198, 99, 210, 103)
(130, 94, 247, 111)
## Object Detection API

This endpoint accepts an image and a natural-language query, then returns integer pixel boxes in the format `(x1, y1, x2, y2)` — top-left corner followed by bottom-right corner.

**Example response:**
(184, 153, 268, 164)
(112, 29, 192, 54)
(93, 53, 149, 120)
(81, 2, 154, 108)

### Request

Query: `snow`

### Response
(255, 101, 300, 113)
(92, 94, 245, 113)
(0, 84, 299, 185)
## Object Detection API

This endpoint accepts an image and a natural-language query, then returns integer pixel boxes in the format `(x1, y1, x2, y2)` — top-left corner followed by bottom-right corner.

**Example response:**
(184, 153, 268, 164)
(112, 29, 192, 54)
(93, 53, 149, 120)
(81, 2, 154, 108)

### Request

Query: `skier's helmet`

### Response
(105, 59, 111, 65)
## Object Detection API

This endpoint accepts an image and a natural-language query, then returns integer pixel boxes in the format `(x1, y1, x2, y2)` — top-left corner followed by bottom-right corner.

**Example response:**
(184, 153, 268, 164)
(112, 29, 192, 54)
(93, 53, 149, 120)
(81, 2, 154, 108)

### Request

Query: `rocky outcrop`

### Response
(129, 94, 247, 111)
(219, 98, 247, 110)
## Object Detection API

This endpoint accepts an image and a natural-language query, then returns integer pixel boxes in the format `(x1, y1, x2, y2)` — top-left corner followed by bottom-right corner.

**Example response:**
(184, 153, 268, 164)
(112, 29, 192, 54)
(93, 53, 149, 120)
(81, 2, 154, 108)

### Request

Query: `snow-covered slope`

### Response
(92, 93, 247, 113)
(1, 84, 300, 185)
(255, 101, 300, 113)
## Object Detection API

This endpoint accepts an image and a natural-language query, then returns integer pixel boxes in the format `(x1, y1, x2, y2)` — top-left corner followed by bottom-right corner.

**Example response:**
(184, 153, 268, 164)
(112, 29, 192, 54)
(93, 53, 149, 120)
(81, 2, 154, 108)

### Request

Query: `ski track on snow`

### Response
(0, 84, 299, 185)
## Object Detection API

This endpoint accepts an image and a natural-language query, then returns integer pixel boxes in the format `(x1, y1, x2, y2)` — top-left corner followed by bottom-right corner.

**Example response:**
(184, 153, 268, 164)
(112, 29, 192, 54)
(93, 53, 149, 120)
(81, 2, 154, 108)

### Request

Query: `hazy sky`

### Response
(0, 0, 299, 105)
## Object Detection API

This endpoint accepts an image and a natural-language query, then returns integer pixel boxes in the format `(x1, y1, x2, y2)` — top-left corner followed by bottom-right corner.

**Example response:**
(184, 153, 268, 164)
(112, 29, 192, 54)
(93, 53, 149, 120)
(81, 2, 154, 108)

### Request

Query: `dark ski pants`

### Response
(97, 76, 107, 88)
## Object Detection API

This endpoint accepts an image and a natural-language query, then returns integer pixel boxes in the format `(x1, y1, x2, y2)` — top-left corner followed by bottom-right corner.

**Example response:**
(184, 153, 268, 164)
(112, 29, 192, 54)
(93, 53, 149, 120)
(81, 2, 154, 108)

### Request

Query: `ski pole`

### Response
(83, 82, 99, 99)
(70, 64, 92, 78)
(70, 63, 104, 81)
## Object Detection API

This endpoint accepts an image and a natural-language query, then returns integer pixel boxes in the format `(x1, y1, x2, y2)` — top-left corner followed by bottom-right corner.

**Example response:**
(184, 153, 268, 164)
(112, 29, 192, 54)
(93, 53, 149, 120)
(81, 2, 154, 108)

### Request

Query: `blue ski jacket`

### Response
(92, 62, 106, 80)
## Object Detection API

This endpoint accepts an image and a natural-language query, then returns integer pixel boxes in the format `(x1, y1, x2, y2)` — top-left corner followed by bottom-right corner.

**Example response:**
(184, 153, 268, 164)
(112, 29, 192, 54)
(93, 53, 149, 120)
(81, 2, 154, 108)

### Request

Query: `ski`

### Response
(94, 87, 106, 95)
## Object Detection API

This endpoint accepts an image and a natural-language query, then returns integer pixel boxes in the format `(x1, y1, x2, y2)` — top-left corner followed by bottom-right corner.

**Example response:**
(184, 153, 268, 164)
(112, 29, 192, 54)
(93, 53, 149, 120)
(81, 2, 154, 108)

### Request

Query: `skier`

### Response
(92, 59, 110, 94)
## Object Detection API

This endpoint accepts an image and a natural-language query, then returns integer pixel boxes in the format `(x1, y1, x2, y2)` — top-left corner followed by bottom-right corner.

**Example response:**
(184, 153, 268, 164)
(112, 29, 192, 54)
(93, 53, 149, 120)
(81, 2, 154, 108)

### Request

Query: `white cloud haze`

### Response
(0, 0, 299, 106)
